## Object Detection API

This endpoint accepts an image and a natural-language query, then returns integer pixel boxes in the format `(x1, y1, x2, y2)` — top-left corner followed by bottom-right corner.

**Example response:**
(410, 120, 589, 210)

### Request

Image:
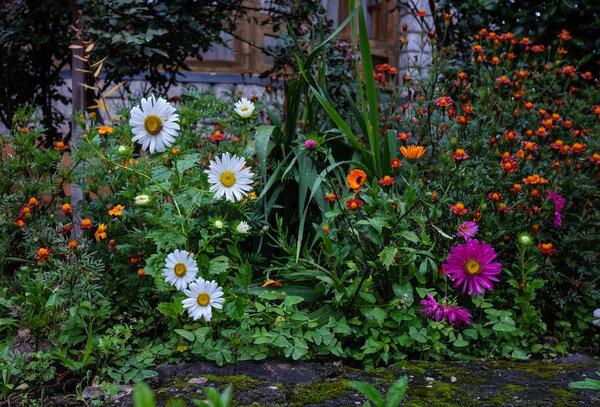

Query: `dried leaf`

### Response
(93, 62, 103, 78)
(69, 44, 84, 49)
(85, 43, 95, 53)
(90, 56, 107, 68)
(79, 83, 98, 91)
(75, 68, 92, 73)
(87, 105, 98, 109)
(94, 98, 108, 113)
(103, 81, 125, 97)
(73, 55, 88, 62)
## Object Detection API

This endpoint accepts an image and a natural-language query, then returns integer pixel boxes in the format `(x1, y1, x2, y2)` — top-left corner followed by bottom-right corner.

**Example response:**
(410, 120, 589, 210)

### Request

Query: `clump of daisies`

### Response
(162, 249, 225, 322)
(233, 97, 255, 118)
(129, 95, 180, 153)
(205, 152, 254, 202)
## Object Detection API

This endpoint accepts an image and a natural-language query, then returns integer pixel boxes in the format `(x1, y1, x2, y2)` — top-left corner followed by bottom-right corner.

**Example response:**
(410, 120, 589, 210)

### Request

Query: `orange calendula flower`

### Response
(400, 145, 426, 160)
(378, 176, 395, 186)
(108, 205, 125, 216)
(98, 126, 114, 135)
(81, 219, 94, 229)
(262, 280, 282, 287)
(94, 224, 108, 242)
(347, 169, 367, 190)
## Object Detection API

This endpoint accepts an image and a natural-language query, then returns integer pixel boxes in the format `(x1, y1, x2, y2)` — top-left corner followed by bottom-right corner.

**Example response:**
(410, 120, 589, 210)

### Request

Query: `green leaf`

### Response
(349, 381, 384, 407)
(493, 322, 516, 332)
(283, 295, 304, 307)
(379, 246, 398, 269)
(569, 377, 600, 390)
(174, 329, 195, 342)
(372, 307, 386, 325)
(255, 125, 275, 181)
(209, 256, 230, 275)
(385, 375, 408, 407)
(176, 152, 200, 173)
(151, 165, 173, 181)
(133, 382, 156, 407)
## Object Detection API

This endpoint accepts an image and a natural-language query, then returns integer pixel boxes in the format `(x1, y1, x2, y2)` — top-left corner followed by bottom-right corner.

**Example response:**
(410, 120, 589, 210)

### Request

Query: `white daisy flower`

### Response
(162, 249, 198, 291)
(214, 220, 224, 229)
(594, 309, 600, 326)
(233, 97, 255, 118)
(129, 95, 180, 153)
(204, 152, 254, 202)
(134, 194, 150, 206)
(236, 221, 251, 234)
(182, 277, 225, 322)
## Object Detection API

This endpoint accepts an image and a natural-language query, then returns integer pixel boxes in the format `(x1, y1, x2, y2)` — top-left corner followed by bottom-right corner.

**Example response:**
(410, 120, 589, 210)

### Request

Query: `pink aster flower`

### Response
(545, 190, 565, 228)
(420, 293, 472, 327)
(442, 239, 502, 296)
(457, 221, 478, 239)
(435, 96, 452, 107)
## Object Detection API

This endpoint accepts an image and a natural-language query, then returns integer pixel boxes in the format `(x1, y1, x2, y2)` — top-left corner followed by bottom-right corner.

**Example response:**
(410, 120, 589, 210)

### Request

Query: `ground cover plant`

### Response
(0, 4, 599, 405)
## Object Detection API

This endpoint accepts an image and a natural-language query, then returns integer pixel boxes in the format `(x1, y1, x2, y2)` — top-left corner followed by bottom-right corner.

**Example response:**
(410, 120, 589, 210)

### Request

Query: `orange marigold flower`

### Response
(415, 8, 427, 17)
(108, 204, 125, 216)
(14, 216, 25, 227)
(28, 197, 41, 207)
(325, 193, 338, 202)
(501, 156, 517, 173)
(36, 247, 54, 263)
(588, 153, 600, 166)
(451, 149, 469, 160)
(488, 192, 503, 201)
(521, 141, 538, 150)
(61, 224, 74, 235)
(378, 176, 395, 186)
(538, 242, 556, 255)
(94, 223, 108, 242)
(400, 145, 426, 160)
(553, 161, 562, 170)
(516, 70, 530, 79)
(523, 101, 535, 110)
(390, 158, 402, 168)
(54, 141, 67, 151)
(531, 44, 544, 53)
(347, 169, 367, 190)
(580, 71, 593, 80)
(571, 143, 586, 154)
(98, 126, 114, 135)
(108, 239, 118, 251)
(137, 269, 145, 277)
(510, 184, 522, 193)
(557, 29, 571, 41)
(457, 115, 470, 124)
(451, 203, 469, 216)
(81, 218, 94, 230)
(522, 174, 548, 185)
(550, 140, 564, 150)
(68, 240, 78, 249)
(435, 96, 452, 107)
(534, 127, 548, 137)
(504, 130, 518, 141)
(62, 203, 73, 215)
(397, 132, 411, 141)
(346, 198, 363, 210)
(322, 225, 329, 234)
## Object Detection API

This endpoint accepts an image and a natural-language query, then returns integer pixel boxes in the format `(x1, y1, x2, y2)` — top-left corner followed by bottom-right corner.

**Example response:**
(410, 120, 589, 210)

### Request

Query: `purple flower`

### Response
(442, 239, 502, 296)
(420, 293, 472, 327)
(457, 221, 478, 239)
(304, 139, 316, 151)
(545, 190, 565, 228)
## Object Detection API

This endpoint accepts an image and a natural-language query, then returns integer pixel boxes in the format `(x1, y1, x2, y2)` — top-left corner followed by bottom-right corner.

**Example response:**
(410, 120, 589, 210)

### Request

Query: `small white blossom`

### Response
(233, 97, 255, 118)
(134, 194, 150, 206)
(236, 221, 251, 234)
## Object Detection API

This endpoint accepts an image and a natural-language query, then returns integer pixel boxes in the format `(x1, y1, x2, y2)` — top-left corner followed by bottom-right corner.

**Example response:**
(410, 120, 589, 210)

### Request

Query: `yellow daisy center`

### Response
(220, 171, 236, 187)
(197, 293, 210, 306)
(174, 262, 187, 277)
(241, 107, 249, 112)
(459, 226, 468, 233)
(465, 259, 481, 275)
(144, 114, 163, 136)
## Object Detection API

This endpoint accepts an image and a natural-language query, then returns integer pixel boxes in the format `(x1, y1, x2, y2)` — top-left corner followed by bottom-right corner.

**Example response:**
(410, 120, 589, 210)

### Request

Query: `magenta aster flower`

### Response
(457, 221, 478, 239)
(442, 239, 502, 296)
(304, 139, 316, 151)
(545, 190, 565, 228)
(420, 293, 472, 327)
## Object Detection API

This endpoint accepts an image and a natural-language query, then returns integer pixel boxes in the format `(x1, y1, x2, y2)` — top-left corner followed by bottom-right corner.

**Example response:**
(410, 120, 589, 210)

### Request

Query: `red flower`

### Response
(451, 149, 469, 160)
(451, 203, 469, 216)
(538, 243, 556, 256)
(501, 156, 517, 173)
(390, 158, 402, 168)
(488, 192, 503, 201)
(346, 198, 363, 210)
(378, 176, 395, 186)
(325, 193, 338, 202)
(36, 247, 54, 263)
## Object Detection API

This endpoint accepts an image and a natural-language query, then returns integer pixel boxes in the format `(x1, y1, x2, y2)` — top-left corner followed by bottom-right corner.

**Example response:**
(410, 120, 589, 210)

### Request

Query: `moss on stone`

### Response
(201, 374, 260, 392)
(404, 380, 475, 407)
(285, 380, 351, 406)
(548, 387, 582, 400)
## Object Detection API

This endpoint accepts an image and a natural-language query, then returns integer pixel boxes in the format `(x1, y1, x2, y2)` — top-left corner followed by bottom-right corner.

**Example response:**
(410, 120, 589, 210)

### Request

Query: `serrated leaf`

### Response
(379, 245, 398, 269)
(174, 329, 195, 341)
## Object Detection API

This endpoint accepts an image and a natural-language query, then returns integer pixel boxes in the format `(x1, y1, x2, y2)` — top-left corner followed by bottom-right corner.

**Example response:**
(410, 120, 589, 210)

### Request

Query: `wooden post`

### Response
(70, 3, 85, 235)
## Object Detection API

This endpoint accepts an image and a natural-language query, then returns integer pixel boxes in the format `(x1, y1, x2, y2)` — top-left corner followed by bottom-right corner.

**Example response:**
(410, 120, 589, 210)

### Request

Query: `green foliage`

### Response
(349, 375, 408, 407)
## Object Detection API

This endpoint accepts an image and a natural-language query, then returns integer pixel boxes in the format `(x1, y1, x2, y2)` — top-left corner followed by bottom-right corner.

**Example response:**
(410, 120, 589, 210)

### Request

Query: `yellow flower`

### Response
(108, 205, 125, 216)
(94, 224, 108, 242)
(400, 145, 426, 160)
